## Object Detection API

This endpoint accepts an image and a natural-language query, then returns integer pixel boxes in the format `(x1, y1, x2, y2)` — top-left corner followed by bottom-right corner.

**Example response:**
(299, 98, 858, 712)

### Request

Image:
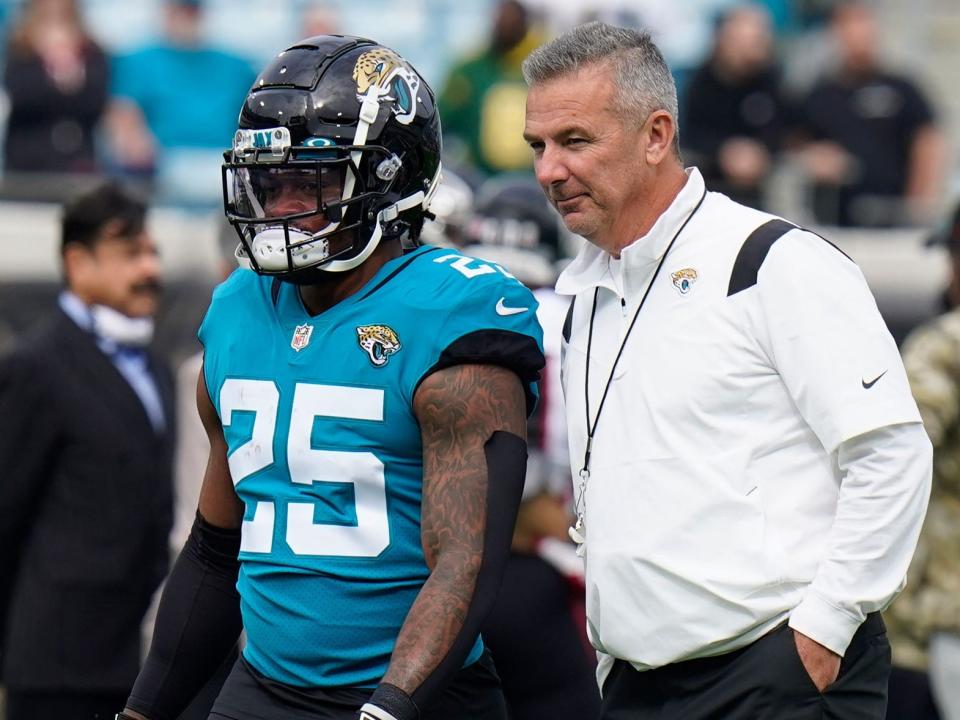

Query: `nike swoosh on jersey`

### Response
(862, 370, 887, 389)
(496, 298, 529, 316)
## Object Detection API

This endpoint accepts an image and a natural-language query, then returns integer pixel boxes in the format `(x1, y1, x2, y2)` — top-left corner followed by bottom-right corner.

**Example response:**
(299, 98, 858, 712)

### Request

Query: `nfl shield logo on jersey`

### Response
(291, 324, 314, 352)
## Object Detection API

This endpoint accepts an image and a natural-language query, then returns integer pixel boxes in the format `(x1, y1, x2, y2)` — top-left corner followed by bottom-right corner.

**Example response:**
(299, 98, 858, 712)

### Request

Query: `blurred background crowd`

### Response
(2, 0, 960, 718)
(2, 0, 959, 349)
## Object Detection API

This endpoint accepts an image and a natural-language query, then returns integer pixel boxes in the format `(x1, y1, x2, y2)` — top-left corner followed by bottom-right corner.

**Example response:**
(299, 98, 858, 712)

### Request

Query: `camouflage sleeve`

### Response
(887, 311, 960, 669)
(901, 312, 960, 449)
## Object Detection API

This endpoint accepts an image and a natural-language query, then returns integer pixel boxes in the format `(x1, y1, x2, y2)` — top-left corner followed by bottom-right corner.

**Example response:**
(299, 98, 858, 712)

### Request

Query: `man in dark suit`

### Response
(0, 183, 174, 720)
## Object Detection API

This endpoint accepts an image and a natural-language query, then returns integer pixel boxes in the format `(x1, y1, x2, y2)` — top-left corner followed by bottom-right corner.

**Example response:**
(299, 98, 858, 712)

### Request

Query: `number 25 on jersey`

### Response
(220, 378, 390, 558)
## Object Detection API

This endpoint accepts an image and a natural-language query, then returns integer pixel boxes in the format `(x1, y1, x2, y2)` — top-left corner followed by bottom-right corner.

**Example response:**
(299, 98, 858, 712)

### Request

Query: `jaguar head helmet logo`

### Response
(357, 324, 402, 367)
(352, 48, 419, 125)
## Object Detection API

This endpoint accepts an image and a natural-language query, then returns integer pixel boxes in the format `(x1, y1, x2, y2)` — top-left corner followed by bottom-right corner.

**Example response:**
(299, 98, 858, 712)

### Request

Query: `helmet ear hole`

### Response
(375, 154, 402, 182)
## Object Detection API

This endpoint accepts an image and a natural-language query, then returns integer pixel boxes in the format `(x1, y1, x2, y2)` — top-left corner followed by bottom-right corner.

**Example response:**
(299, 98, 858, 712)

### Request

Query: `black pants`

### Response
(209, 650, 507, 720)
(178, 645, 241, 720)
(601, 613, 890, 719)
(5, 689, 129, 720)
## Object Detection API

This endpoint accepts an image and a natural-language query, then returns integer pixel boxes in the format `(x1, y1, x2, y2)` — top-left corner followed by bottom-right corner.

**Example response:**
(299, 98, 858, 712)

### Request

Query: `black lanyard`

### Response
(573, 189, 706, 530)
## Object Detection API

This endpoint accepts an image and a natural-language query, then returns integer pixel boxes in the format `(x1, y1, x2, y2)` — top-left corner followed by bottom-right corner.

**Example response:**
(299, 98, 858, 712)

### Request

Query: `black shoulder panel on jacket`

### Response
(727, 219, 796, 297)
(562, 297, 576, 343)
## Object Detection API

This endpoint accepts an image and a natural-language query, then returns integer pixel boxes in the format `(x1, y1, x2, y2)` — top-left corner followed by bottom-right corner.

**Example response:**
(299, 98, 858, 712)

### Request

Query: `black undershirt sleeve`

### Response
(418, 329, 545, 417)
(366, 431, 528, 719)
(125, 512, 243, 720)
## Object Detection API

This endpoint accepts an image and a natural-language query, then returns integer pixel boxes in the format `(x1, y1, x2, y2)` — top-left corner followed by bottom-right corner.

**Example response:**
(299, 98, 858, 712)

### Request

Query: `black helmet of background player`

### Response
(462, 175, 562, 288)
(419, 168, 474, 248)
(222, 35, 442, 279)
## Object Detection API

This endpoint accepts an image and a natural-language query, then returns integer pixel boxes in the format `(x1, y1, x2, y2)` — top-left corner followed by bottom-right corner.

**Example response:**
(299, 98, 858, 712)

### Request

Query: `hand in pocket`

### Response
(793, 629, 841, 692)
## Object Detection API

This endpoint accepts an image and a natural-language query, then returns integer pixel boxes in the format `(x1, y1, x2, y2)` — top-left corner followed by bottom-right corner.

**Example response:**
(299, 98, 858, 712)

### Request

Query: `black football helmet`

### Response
(461, 174, 564, 287)
(222, 35, 442, 275)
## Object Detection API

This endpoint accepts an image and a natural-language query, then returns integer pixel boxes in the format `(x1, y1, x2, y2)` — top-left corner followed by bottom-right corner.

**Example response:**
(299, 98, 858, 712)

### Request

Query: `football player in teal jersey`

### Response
(119, 35, 544, 720)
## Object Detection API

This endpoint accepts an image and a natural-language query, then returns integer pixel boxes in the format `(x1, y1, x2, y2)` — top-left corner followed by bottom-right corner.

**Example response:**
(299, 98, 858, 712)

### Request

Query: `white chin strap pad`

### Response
(238, 183, 432, 275)
(247, 226, 329, 272)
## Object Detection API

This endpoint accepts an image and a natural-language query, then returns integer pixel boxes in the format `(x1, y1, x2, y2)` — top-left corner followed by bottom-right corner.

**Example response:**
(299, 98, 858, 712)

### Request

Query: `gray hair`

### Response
(522, 21, 680, 155)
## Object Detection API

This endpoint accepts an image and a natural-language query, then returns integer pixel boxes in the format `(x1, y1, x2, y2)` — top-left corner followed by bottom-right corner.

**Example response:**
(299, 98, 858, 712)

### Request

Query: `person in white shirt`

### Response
(521, 21, 932, 720)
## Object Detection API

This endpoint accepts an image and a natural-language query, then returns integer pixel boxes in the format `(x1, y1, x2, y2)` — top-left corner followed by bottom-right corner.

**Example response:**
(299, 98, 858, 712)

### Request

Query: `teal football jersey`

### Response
(199, 245, 544, 689)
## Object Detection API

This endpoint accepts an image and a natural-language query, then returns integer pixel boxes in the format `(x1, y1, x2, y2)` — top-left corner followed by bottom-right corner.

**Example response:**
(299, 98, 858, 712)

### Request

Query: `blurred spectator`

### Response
(0, 318, 14, 355)
(682, 4, 791, 209)
(886, 201, 960, 720)
(460, 175, 600, 720)
(2, 0, 109, 177)
(794, 0, 945, 227)
(299, 1, 339, 38)
(0, 183, 173, 720)
(105, 0, 255, 203)
(439, 0, 541, 177)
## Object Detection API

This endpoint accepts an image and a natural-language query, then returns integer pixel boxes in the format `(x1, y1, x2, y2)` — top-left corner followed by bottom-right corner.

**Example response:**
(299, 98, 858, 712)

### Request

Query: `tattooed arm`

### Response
(360, 363, 528, 719)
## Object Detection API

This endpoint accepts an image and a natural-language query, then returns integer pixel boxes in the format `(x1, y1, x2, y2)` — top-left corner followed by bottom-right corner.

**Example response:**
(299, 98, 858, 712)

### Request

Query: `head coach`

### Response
(522, 21, 932, 720)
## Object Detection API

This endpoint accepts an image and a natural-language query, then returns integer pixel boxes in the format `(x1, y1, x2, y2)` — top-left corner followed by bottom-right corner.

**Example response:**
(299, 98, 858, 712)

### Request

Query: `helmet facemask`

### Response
(223, 132, 411, 274)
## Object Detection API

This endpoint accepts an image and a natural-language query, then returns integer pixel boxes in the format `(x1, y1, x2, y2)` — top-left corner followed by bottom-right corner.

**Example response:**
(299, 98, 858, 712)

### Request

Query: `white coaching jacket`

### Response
(556, 168, 932, 688)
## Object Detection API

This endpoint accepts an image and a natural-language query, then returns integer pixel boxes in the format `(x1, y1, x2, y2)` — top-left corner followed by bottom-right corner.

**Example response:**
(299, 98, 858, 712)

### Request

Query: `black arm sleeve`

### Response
(368, 431, 527, 719)
(125, 512, 243, 720)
